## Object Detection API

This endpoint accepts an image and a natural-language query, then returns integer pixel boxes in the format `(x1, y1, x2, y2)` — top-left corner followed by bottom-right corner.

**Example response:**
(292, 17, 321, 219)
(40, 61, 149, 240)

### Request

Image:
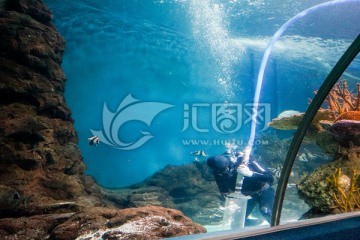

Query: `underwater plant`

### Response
(326, 168, 360, 213)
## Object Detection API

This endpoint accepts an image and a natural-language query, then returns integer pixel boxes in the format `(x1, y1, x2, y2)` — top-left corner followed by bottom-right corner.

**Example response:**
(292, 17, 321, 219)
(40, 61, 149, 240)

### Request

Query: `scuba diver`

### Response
(207, 149, 275, 224)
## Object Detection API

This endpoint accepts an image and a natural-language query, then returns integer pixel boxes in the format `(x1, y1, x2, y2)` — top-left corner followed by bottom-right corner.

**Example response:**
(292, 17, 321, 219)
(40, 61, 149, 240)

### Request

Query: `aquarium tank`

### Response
(0, 0, 360, 239)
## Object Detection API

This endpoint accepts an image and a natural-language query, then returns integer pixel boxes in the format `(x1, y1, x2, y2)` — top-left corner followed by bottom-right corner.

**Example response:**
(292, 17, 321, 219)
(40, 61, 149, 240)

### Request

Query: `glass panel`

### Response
(277, 52, 360, 224)
(37, 0, 360, 238)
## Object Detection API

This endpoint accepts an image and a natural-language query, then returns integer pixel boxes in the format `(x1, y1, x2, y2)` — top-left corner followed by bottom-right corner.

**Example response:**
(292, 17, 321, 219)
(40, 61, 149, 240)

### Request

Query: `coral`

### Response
(326, 168, 360, 213)
(268, 109, 334, 131)
(325, 80, 360, 118)
(335, 111, 360, 122)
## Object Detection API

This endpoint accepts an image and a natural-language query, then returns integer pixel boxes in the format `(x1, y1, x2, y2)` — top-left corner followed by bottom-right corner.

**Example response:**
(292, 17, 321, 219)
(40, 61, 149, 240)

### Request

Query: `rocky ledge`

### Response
(0, 206, 205, 239)
(0, 0, 205, 238)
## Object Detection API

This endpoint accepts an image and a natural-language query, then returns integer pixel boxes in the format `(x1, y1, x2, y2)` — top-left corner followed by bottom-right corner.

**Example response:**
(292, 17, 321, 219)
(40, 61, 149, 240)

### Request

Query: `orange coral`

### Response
(325, 80, 360, 118)
(335, 111, 360, 122)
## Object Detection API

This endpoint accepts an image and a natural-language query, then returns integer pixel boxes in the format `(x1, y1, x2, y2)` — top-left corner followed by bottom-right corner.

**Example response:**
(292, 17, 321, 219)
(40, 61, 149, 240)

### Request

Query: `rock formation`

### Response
(103, 162, 225, 225)
(0, 0, 101, 215)
(297, 144, 360, 214)
(0, 206, 205, 239)
(0, 0, 206, 238)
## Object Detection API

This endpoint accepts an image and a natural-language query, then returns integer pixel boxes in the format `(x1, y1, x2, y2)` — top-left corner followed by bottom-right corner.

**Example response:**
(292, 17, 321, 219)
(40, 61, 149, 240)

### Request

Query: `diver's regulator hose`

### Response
(235, 145, 252, 193)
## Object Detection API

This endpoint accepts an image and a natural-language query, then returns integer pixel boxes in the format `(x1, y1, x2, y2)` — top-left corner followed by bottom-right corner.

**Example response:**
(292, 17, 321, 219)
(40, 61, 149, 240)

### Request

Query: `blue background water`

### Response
(45, 0, 360, 188)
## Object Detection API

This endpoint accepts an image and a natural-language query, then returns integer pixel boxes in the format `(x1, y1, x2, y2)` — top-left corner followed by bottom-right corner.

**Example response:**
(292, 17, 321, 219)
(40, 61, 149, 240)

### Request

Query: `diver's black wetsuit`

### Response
(207, 155, 275, 224)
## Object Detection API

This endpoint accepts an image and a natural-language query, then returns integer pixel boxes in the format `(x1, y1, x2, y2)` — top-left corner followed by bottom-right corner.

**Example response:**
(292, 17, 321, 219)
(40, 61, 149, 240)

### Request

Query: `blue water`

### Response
(45, 0, 360, 188)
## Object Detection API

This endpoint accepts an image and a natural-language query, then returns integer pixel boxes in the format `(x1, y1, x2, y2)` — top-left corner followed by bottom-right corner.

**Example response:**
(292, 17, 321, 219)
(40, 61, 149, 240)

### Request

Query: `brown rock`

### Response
(0, 185, 25, 211)
(103, 162, 224, 225)
(51, 206, 206, 240)
(0, 0, 99, 215)
(4, 0, 53, 25)
(0, 213, 75, 239)
(329, 120, 360, 146)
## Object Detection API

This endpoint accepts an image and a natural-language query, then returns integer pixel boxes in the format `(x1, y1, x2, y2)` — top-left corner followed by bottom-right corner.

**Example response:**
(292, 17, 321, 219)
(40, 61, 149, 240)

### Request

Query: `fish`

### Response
(88, 136, 100, 146)
(303, 148, 319, 159)
(297, 148, 321, 162)
(269, 166, 282, 178)
(190, 150, 208, 157)
(298, 153, 309, 162)
(287, 183, 297, 188)
(277, 110, 300, 118)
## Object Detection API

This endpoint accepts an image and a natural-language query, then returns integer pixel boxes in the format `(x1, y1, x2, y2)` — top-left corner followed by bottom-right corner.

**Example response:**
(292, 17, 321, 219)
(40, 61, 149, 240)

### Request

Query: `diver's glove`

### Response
(237, 164, 253, 177)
